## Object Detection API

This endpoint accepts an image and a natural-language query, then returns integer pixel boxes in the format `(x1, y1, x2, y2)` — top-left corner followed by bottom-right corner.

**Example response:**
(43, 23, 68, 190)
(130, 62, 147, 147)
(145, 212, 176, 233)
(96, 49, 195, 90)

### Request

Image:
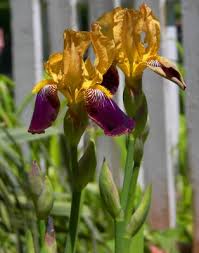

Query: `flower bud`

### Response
(74, 140, 96, 190)
(99, 160, 122, 219)
(44, 216, 57, 253)
(35, 177, 54, 219)
(64, 102, 88, 146)
(28, 161, 43, 199)
(28, 162, 54, 219)
(126, 185, 152, 237)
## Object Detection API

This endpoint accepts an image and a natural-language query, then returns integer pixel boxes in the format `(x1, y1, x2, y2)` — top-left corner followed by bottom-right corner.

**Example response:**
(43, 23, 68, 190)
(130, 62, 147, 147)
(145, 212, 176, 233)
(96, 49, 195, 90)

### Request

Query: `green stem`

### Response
(125, 164, 140, 223)
(115, 135, 135, 253)
(31, 221, 40, 253)
(65, 143, 84, 253)
(115, 220, 125, 253)
(121, 135, 134, 210)
(39, 220, 45, 248)
(65, 190, 83, 253)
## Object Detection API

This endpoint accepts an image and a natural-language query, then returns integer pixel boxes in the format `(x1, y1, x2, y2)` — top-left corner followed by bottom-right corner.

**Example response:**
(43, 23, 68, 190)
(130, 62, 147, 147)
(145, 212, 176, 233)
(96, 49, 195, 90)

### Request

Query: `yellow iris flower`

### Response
(95, 3, 186, 90)
(32, 28, 114, 103)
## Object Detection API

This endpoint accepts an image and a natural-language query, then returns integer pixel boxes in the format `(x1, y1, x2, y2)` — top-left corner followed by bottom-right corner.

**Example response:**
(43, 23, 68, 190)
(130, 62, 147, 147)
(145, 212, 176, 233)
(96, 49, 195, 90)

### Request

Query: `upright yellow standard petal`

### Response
(137, 4, 160, 59)
(63, 40, 83, 93)
(91, 23, 115, 76)
(113, 8, 138, 76)
(95, 4, 161, 79)
(63, 30, 90, 56)
(96, 8, 115, 39)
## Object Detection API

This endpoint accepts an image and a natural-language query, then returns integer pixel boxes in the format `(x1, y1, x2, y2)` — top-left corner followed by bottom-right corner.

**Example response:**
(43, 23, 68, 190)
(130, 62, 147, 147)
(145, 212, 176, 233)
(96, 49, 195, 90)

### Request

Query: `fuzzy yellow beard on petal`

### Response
(94, 85, 112, 99)
(32, 79, 57, 94)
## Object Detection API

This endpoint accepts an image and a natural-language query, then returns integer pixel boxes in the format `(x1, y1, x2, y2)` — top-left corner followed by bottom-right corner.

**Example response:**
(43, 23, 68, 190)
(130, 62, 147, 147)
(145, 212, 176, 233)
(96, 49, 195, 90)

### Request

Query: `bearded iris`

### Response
(28, 28, 135, 136)
(95, 4, 186, 91)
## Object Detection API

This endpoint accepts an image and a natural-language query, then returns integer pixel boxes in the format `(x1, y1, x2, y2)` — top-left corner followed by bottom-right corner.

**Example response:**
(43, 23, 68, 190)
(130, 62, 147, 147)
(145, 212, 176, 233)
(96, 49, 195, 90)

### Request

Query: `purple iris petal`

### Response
(101, 65, 119, 95)
(28, 85, 60, 134)
(85, 89, 135, 136)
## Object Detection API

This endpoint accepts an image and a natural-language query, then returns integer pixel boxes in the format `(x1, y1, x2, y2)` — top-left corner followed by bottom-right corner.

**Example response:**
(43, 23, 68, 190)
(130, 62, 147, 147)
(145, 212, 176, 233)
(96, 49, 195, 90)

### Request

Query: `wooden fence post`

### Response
(46, 0, 78, 53)
(182, 0, 199, 252)
(134, 0, 178, 229)
(10, 0, 43, 124)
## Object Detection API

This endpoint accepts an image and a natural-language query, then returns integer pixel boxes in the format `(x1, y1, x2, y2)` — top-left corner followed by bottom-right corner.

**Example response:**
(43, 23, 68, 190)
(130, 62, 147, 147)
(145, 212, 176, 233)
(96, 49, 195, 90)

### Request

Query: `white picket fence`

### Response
(10, 0, 198, 252)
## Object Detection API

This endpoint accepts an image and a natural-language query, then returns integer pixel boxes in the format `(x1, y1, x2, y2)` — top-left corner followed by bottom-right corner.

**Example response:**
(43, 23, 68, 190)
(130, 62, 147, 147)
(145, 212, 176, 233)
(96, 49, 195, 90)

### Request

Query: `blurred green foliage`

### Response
(0, 74, 116, 253)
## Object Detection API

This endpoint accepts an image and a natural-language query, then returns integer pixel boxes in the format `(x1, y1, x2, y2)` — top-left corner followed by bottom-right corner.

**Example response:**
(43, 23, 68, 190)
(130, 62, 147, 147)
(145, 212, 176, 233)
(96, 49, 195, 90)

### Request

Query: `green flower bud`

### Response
(126, 185, 152, 238)
(99, 160, 122, 219)
(28, 162, 54, 219)
(44, 217, 57, 253)
(35, 177, 54, 219)
(74, 140, 96, 190)
(64, 102, 88, 146)
(28, 161, 43, 199)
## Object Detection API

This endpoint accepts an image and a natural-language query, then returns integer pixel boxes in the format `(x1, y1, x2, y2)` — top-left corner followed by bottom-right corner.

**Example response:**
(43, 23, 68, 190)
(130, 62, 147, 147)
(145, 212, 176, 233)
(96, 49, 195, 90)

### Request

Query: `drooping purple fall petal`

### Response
(101, 65, 119, 95)
(28, 85, 60, 134)
(147, 57, 186, 90)
(85, 88, 135, 136)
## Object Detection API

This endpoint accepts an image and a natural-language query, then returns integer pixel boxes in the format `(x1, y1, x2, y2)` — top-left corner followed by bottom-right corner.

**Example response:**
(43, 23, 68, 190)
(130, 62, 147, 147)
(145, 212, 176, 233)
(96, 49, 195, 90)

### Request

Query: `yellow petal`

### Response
(94, 7, 134, 76)
(63, 41, 83, 91)
(113, 8, 135, 76)
(32, 79, 56, 94)
(91, 23, 115, 76)
(136, 4, 160, 58)
(63, 31, 86, 96)
(83, 58, 99, 80)
(147, 56, 186, 90)
(63, 29, 90, 56)
(44, 53, 63, 84)
(96, 9, 115, 39)
(81, 58, 102, 91)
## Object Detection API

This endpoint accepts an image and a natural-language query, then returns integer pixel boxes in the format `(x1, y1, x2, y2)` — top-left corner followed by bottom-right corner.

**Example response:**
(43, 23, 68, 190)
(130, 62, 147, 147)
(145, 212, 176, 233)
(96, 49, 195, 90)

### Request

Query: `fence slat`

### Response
(10, 0, 43, 123)
(134, 0, 178, 229)
(182, 0, 199, 252)
(46, 0, 78, 53)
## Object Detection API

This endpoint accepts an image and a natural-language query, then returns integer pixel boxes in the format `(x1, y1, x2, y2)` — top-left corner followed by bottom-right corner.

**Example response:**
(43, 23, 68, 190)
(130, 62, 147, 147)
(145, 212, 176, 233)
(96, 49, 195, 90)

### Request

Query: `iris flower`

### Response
(94, 4, 186, 90)
(28, 28, 135, 136)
